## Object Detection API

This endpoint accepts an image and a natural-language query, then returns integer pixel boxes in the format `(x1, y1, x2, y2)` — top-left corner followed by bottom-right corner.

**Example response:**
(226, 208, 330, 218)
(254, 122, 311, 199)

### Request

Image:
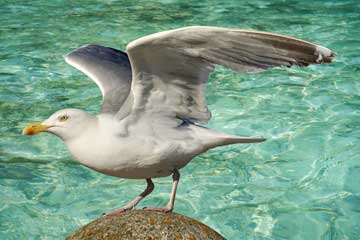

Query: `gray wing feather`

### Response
(125, 26, 334, 123)
(65, 44, 132, 114)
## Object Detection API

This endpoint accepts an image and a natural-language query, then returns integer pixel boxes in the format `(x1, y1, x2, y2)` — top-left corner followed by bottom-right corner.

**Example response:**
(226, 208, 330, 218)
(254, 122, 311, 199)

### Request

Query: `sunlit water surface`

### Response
(1, 1, 359, 239)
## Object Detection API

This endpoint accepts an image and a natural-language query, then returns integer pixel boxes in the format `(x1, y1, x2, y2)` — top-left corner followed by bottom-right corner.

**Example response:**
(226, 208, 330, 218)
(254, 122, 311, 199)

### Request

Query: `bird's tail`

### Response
(191, 125, 266, 150)
(206, 135, 266, 149)
(222, 136, 266, 144)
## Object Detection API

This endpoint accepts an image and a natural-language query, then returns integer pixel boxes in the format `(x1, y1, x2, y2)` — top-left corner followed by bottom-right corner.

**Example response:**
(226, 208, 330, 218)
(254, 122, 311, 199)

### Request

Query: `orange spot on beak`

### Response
(22, 123, 49, 135)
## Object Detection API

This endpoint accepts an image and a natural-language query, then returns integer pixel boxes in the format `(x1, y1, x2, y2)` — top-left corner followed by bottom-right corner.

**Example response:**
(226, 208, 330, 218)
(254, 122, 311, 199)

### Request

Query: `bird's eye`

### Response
(58, 115, 69, 122)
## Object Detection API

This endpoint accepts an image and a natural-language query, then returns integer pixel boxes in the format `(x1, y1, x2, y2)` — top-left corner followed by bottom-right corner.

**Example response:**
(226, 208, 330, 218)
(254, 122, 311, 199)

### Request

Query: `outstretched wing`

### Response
(124, 26, 334, 124)
(65, 44, 132, 114)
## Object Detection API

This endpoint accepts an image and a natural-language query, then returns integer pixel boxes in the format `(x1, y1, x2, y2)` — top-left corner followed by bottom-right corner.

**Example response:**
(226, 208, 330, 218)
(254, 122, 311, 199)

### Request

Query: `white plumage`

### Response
(23, 26, 334, 214)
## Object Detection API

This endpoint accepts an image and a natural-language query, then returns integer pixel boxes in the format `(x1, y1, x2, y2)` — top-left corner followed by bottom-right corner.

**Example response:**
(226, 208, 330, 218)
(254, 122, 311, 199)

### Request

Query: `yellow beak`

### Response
(22, 123, 49, 135)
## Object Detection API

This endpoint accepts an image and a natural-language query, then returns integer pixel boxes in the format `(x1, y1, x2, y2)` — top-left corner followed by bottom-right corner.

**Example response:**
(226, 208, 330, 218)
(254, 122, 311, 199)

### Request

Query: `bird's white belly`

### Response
(66, 133, 204, 179)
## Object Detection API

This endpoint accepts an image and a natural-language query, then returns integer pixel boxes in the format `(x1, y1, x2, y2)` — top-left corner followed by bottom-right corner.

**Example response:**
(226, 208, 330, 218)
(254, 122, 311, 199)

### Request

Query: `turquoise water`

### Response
(1, 0, 359, 239)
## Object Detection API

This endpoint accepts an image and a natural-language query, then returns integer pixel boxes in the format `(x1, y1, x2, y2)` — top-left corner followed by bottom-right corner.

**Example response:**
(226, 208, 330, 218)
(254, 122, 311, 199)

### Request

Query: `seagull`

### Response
(23, 26, 334, 215)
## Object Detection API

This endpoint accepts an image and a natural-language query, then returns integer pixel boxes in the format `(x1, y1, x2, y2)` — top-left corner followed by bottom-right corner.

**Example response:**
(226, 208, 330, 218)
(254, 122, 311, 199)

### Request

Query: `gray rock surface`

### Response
(67, 210, 225, 240)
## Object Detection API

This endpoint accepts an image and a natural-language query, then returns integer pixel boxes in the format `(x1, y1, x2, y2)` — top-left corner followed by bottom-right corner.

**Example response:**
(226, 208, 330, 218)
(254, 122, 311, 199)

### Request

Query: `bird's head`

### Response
(22, 108, 95, 141)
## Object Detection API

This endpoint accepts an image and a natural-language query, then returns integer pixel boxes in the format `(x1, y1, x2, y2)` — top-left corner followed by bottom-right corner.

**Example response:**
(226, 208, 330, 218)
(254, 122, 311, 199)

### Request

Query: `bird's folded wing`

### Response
(65, 44, 132, 114)
(124, 26, 335, 124)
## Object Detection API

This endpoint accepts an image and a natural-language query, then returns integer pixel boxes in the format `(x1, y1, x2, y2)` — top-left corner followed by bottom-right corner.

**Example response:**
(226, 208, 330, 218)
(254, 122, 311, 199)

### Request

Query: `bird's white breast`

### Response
(64, 115, 205, 179)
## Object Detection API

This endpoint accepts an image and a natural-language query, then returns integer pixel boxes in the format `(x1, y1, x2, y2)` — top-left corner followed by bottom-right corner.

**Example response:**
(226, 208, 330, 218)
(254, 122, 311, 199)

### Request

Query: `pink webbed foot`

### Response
(103, 206, 133, 216)
(103, 178, 154, 217)
(143, 169, 180, 214)
(143, 206, 173, 213)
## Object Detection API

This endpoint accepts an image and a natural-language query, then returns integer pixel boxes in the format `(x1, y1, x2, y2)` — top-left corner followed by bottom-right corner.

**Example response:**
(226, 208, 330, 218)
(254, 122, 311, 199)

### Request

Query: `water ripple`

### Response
(1, 0, 359, 239)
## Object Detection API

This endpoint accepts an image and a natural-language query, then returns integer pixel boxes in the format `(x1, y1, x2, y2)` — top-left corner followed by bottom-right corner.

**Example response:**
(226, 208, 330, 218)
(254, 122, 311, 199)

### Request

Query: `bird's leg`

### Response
(144, 169, 180, 213)
(104, 178, 154, 216)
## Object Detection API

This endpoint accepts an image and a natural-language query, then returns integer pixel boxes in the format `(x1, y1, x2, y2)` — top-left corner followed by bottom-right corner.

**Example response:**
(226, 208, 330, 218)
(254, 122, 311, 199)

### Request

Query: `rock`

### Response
(67, 210, 225, 240)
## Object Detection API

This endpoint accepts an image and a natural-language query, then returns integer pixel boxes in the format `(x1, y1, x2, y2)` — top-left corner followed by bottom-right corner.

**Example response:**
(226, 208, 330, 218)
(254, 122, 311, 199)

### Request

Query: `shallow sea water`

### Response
(1, 0, 359, 239)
